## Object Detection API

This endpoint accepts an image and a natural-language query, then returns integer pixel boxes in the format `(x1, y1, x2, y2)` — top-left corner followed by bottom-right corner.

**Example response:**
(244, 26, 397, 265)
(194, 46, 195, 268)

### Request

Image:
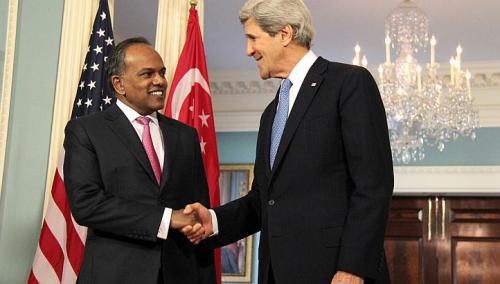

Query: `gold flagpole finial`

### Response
(190, 0, 198, 8)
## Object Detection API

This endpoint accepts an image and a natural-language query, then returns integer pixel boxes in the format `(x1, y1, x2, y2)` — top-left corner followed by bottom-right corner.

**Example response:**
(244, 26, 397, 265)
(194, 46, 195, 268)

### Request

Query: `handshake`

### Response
(170, 203, 212, 244)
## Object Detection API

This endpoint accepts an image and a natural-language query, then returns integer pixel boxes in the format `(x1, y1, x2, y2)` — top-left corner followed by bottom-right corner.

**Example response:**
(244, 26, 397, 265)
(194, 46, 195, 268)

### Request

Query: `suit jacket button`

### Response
(268, 200, 275, 206)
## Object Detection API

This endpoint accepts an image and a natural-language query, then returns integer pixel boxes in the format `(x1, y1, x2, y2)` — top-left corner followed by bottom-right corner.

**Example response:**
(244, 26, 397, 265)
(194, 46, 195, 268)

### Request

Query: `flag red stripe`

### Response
(51, 171, 85, 274)
(37, 221, 64, 282)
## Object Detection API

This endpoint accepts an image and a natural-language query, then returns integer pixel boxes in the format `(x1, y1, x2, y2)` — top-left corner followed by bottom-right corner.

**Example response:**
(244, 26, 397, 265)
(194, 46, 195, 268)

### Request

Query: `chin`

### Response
(259, 72, 270, 80)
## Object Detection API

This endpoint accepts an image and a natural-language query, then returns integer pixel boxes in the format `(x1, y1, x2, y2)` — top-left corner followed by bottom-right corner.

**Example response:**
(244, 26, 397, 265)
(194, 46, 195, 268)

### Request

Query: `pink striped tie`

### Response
(136, 116, 162, 185)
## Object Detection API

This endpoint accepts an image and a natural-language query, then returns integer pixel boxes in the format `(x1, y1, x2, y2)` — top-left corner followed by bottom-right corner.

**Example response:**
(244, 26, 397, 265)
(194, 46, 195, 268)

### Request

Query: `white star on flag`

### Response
(198, 110, 210, 127)
(88, 80, 96, 90)
(79, 81, 85, 90)
(199, 136, 207, 154)
(84, 98, 93, 108)
(93, 45, 103, 54)
(104, 56, 108, 62)
(105, 37, 114, 46)
(76, 98, 82, 107)
(100, 11, 106, 20)
(103, 96, 112, 104)
(90, 63, 99, 72)
(96, 29, 105, 37)
(83, 63, 87, 71)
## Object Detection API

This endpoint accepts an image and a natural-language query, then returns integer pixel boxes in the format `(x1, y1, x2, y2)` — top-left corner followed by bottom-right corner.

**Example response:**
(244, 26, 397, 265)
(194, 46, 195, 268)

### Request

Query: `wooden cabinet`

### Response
(385, 197, 500, 284)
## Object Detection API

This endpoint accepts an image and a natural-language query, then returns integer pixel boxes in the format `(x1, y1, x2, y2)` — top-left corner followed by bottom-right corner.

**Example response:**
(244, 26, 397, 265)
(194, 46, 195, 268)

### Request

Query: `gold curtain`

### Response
(155, 0, 204, 111)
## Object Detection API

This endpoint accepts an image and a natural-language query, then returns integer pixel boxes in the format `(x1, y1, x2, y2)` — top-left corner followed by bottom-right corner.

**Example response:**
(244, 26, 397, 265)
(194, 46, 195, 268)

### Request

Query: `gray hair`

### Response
(239, 0, 314, 49)
(106, 37, 151, 92)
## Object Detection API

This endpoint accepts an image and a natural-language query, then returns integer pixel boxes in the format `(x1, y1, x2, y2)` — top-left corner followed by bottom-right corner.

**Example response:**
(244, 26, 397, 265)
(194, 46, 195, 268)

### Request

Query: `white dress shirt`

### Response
(116, 100, 171, 239)
(282, 50, 318, 114)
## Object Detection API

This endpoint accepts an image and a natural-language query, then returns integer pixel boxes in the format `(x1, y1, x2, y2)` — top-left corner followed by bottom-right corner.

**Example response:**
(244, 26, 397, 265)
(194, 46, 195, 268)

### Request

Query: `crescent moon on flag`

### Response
(170, 68, 210, 120)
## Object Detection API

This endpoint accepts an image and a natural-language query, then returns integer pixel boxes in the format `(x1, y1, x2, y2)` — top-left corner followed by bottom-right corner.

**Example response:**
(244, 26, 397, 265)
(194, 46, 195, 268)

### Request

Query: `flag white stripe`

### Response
(60, 256, 78, 284)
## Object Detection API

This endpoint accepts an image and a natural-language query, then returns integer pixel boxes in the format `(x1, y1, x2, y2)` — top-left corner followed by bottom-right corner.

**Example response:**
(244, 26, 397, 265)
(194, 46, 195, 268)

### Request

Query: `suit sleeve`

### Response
(64, 119, 164, 242)
(211, 112, 269, 247)
(336, 67, 394, 279)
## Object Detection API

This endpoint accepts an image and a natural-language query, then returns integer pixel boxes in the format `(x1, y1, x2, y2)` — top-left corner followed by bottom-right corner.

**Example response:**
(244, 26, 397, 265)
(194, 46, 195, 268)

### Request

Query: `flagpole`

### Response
(190, 0, 198, 8)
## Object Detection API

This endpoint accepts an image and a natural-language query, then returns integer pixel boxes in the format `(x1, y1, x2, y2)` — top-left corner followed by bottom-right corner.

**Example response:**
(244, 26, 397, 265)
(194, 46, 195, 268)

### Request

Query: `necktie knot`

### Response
(281, 78, 292, 94)
(136, 116, 151, 126)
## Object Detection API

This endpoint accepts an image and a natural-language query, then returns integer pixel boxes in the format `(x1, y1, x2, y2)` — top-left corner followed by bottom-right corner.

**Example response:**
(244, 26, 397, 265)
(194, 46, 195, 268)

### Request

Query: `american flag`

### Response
(28, 0, 114, 283)
(163, 6, 222, 284)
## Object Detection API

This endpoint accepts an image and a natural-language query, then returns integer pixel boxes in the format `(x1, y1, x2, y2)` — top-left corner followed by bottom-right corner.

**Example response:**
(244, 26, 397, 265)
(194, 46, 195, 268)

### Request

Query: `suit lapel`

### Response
(158, 116, 178, 191)
(105, 105, 159, 187)
(270, 57, 327, 178)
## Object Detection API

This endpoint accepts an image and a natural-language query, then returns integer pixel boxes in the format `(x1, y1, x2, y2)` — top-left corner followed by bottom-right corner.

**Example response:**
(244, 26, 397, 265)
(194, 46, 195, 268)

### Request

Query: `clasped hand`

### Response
(170, 203, 212, 244)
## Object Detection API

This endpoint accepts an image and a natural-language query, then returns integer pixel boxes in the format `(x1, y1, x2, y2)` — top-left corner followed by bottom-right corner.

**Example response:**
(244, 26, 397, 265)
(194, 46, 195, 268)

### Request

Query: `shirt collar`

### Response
(116, 99, 159, 125)
(287, 50, 318, 87)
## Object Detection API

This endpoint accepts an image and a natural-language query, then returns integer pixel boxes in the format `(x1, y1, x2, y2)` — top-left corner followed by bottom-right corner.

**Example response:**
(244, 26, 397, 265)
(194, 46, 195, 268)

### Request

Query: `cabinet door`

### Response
(385, 197, 439, 284)
(439, 198, 500, 284)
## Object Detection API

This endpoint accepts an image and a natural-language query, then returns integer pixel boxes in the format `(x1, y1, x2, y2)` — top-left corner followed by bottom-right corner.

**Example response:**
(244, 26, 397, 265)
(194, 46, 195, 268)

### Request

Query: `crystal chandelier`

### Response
(353, 0, 479, 164)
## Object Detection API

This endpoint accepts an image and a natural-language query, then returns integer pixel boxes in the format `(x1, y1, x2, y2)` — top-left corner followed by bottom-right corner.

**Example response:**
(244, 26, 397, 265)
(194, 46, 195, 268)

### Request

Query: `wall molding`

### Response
(211, 61, 500, 132)
(394, 166, 500, 195)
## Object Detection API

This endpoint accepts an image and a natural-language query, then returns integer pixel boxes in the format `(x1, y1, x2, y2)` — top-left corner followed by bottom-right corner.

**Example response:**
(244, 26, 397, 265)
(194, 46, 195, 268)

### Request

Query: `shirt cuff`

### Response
(209, 209, 219, 236)
(157, 208, 172, 239)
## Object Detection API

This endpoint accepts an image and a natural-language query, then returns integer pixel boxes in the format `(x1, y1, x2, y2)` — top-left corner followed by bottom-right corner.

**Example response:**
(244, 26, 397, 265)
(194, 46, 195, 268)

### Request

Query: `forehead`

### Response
(123, 43, 164, 70)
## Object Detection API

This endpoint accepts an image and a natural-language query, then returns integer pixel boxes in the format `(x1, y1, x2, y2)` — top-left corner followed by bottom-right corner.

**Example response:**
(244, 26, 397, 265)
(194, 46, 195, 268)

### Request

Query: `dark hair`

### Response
(106, 37, 151, 92)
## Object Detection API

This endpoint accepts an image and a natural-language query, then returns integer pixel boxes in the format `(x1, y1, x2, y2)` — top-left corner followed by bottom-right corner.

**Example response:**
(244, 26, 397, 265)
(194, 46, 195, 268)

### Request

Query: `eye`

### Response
(141, 71, 153, 78)
(159, 69, 166, 77)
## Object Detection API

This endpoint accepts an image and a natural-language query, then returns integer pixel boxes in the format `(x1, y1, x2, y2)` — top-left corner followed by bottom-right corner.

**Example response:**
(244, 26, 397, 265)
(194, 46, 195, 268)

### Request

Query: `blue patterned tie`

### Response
(270, 78, 292, 168)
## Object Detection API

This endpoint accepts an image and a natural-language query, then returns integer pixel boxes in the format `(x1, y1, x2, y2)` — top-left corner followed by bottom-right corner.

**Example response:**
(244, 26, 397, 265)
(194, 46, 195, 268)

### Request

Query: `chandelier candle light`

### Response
(353, 0, 479, 164)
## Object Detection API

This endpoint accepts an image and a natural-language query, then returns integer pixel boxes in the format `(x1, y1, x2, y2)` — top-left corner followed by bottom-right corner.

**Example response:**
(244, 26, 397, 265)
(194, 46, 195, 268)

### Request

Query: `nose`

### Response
(153, 73, 167, 87)
(246, 40, 255, 57)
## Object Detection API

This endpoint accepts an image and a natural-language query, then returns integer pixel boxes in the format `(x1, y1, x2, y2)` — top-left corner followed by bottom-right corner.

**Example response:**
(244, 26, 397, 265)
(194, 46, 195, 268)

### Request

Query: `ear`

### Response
(280, 24, 294, 46)
(111, 75, 126, 96)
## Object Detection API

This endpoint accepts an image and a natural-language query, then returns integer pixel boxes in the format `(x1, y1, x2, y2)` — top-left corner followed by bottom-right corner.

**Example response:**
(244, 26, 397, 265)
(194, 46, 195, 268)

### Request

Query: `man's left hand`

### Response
(331, 271, 363, 284)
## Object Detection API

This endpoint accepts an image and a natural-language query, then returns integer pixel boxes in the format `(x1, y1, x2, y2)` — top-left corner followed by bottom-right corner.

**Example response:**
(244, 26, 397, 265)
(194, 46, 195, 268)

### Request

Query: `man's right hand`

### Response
(181, 202, 213, 244)
(170, 209, 199, 229)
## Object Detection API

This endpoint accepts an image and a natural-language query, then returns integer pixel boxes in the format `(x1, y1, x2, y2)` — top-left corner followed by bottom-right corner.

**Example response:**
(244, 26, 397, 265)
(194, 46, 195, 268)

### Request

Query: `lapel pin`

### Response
(311, 82, 317, 87)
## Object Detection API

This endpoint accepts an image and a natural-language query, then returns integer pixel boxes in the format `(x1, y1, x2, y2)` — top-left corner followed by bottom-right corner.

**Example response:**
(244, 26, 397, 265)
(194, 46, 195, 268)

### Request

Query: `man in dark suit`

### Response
(183, 0, 394, 283)
(64, 37, 215, 284)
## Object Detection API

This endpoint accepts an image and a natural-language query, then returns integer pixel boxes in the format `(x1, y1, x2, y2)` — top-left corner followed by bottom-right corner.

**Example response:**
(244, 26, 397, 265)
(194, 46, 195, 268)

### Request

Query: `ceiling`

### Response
(115, 0, 500, 73)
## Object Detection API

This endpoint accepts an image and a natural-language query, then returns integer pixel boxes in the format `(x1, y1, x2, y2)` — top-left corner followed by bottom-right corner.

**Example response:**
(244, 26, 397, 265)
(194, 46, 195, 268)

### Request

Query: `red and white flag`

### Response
(28, 0, 115, 282)
(163, 6, 221, 284)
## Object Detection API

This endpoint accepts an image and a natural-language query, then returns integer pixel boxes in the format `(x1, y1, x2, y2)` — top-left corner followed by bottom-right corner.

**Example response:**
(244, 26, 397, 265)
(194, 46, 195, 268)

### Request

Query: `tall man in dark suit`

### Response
(64, 37, 215, 284)
(183, 0, 394, 283)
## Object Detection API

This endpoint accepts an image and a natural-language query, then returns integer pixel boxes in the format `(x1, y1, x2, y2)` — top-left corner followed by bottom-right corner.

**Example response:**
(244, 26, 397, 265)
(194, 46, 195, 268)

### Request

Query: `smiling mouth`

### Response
(149, 90, 164, 97)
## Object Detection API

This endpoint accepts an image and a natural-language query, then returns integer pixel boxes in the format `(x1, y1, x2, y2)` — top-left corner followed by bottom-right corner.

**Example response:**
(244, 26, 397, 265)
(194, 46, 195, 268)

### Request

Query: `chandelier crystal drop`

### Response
(353, 0, 479, 164)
